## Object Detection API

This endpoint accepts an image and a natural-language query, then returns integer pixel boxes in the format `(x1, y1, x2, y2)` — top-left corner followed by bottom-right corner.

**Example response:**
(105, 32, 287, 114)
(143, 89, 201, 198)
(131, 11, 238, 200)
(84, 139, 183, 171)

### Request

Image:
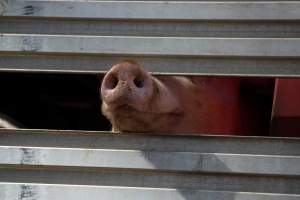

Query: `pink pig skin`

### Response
(101, 60, 243, 135)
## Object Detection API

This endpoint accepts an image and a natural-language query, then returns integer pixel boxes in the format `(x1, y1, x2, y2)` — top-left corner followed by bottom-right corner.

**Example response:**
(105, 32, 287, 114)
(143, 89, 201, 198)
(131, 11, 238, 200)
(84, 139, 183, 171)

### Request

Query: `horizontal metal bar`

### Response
(1, 53, 300, 77)
(1, 19, 300, 38)
(1, 146, 299, 176)
(1, 183, 299, 200)
(0, 129, 299, 156)
(0, 168, 299, 194)
(1, 34, 300, 57)
(2, 1, 300, 20)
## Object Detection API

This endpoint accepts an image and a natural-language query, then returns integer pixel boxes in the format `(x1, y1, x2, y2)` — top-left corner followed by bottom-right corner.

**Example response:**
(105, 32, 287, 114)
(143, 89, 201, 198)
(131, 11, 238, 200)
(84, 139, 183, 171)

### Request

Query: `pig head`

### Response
(101, 60, 241, 135)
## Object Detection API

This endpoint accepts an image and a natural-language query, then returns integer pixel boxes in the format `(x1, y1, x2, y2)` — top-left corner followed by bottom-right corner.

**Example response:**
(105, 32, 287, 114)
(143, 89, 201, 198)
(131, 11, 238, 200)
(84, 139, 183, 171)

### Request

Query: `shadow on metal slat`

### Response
(0, 146, 299, 176)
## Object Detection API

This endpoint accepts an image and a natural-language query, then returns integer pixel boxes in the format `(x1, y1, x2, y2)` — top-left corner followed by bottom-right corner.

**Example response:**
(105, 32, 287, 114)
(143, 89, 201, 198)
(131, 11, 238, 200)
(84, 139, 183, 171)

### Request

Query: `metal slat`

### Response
(1, 19, 300, 38)
(1, 2, 300, 76)
(0, 130, 299, 194)
(0, 146, 299, 176)
(1, 34, 300, 57)
(2, 1, 300, 20)
(1, 183, 299, 200)
(1, 54, 300, 76)
(0, 168, 299, 194)
(0, 129, 299, 156)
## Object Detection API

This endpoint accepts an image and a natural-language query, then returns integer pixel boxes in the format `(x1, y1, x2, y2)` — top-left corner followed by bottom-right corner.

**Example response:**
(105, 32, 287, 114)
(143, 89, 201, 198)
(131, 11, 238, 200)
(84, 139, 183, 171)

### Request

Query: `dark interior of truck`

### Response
(0, 72, 276, 136)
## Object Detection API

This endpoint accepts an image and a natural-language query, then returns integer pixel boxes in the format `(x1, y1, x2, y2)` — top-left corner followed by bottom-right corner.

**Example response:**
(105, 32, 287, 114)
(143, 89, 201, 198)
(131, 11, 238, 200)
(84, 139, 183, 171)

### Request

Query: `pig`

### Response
(101, 60, 245, 135)
(0, 113, 18, 129)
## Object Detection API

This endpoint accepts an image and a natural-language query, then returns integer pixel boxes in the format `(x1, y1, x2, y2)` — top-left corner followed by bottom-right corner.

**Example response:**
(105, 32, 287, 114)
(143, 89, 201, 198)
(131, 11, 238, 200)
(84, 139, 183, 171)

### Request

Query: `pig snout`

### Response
(101, 61, 154, 111)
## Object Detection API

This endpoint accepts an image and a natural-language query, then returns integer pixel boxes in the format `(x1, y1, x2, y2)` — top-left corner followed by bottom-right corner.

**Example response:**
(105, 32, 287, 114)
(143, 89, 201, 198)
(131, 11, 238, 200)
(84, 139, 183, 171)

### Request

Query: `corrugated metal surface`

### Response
(0, 0, 300, 76)
(1, 184, 300, 200)
(0, 129, 299, 199)
(3, 1, 300, 20)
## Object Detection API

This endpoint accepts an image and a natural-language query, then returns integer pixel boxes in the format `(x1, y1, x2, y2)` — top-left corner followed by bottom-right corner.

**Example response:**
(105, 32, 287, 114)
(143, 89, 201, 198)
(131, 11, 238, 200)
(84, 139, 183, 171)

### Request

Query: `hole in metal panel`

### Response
(0, 72, 275, 136)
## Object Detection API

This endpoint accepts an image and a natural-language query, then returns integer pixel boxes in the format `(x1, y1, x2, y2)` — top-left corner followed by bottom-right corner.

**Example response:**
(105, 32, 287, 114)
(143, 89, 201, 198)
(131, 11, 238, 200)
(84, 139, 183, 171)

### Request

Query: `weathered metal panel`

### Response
(2, 1, 300, 20)
(1, 183, 299, 200)
(1, 146, 299, 175)
(1, 34, 300, 57)
(0, 130, 299, 195)
(0, 129, 299, 156)
(1, 54, 300, 77)
(1, 19, 300, 38)
(0, 1, 299, 76)
(0, 168, 299, 194)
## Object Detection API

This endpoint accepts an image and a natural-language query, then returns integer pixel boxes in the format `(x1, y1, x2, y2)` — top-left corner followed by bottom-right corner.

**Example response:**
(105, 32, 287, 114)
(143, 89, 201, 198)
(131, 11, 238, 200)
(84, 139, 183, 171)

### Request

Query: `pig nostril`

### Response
(134, 78, 144, 88)
(106, 75, 118, 90)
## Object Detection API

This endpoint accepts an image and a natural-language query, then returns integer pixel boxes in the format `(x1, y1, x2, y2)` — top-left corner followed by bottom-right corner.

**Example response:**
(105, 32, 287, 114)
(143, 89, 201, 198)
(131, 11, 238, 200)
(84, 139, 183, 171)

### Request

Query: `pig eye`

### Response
(134, 78, 144, 88)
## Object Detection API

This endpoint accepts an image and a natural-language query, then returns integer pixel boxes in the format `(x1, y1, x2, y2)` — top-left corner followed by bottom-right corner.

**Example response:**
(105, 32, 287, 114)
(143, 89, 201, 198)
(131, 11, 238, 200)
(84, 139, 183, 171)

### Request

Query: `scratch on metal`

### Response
(21, 36, 42, 52)
(23, 4, 42, 16)
(19, 185, 39, 200)
(0, 0, 8, 15)
(20, 148, 40, 165)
